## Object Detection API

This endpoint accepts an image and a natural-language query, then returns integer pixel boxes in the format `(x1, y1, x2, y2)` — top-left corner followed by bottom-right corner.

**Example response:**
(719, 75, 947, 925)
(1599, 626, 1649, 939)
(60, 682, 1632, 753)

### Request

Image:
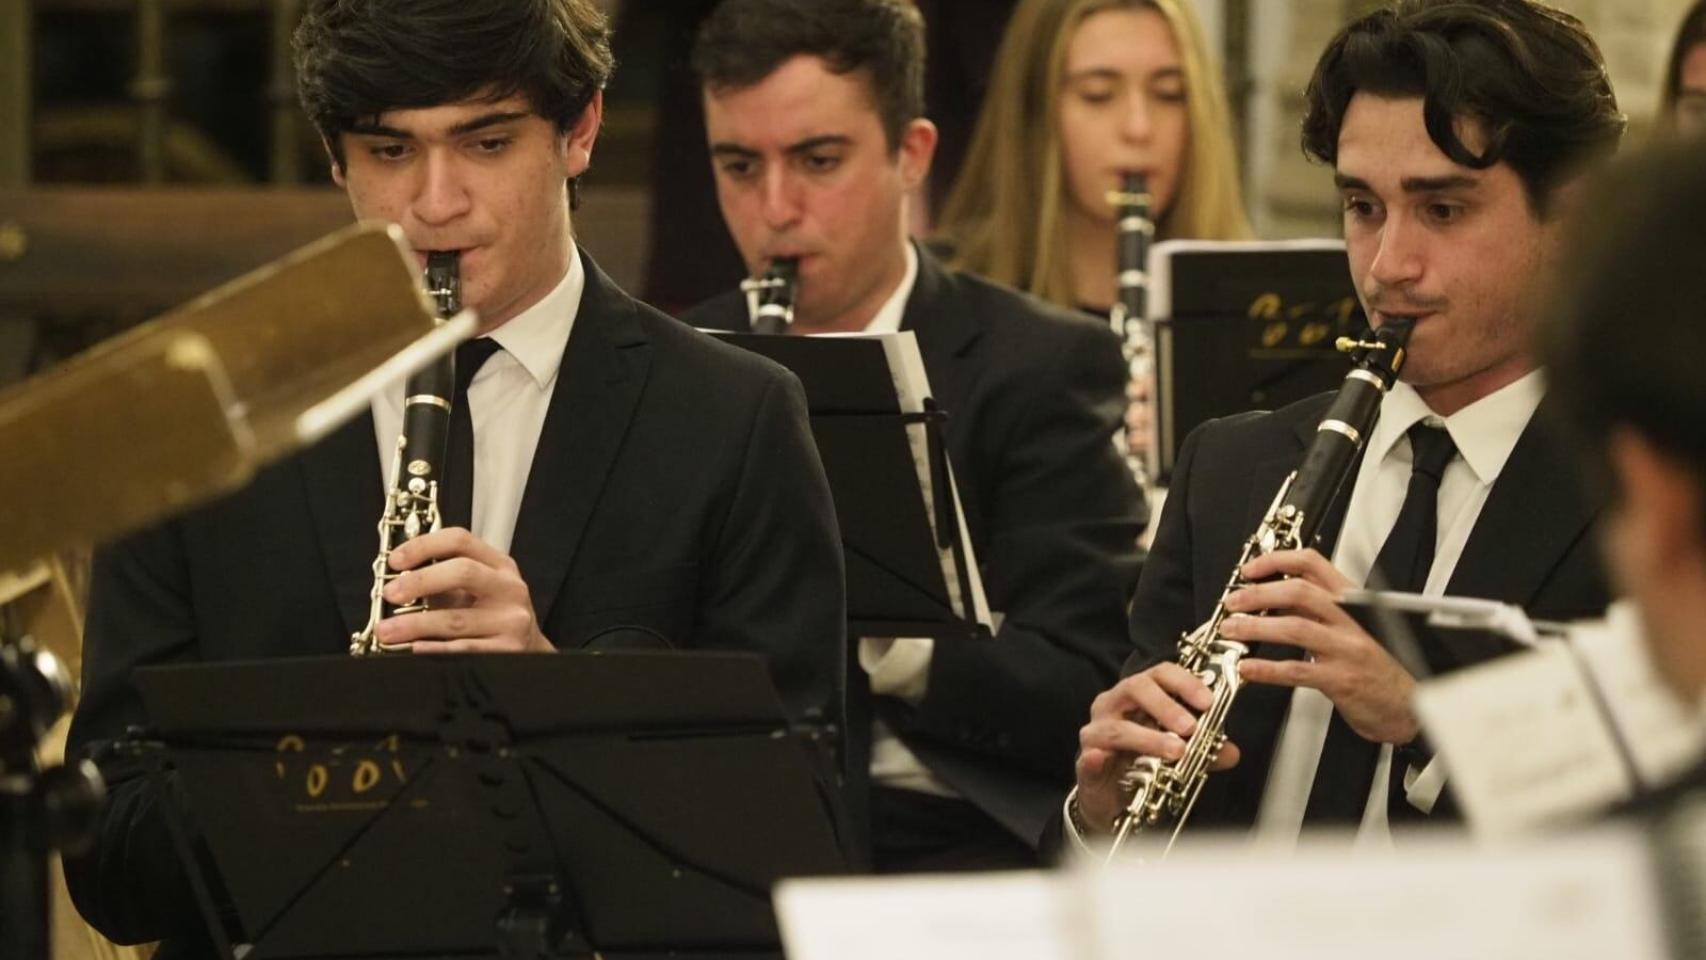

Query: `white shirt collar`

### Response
(862, 242, 919, 334)
(1365, 368, 1546, 484)
(481, 243, 585, 389)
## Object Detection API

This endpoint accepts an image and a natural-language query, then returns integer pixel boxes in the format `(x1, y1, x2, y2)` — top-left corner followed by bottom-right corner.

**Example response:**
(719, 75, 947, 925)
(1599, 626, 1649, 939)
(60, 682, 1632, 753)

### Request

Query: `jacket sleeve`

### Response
(63, 522, 216, 946)
(1123, 416, 1213, 676)
(896, 323, 1145, 780)
(695, 369, 847, 734)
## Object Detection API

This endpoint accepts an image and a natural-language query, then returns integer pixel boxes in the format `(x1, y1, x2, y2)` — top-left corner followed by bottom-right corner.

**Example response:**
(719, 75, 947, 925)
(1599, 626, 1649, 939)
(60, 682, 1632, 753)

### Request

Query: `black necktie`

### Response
(440, 337, 503, 533)
(1303, 423, 1457, 825)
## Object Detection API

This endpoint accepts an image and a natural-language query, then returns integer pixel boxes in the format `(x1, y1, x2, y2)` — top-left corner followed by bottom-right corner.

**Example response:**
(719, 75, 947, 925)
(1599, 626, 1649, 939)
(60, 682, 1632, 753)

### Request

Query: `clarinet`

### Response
(350, 251, 460, 656)
(1107, 172, 1155, 486)
(741, 257, 799, 334)
(1102, 318, 1414, 860)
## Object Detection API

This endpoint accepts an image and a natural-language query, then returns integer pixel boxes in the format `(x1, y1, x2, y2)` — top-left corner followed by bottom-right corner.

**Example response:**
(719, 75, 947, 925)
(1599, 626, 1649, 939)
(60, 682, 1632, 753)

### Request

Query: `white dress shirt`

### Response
(371, 247, 585, 555)
(1255, 368, 1546, 847)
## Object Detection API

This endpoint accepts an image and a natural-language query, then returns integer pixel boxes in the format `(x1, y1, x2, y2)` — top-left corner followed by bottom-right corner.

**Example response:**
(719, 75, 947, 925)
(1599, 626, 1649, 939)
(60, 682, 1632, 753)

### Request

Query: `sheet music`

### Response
(1566, 602, 1706, 789)
(1084, 829, 1671, 960)
(774, 871, 1086, 960)
(1415, 600, 1706, 836)
(822, 330, 993, 631)
(1416, 642, 1635, 835)
(777, 832, 1676, 960)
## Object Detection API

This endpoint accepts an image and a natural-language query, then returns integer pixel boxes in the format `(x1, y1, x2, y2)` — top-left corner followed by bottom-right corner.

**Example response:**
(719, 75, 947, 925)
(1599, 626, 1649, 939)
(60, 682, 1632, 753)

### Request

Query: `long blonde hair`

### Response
(936, 0, 1250, 305)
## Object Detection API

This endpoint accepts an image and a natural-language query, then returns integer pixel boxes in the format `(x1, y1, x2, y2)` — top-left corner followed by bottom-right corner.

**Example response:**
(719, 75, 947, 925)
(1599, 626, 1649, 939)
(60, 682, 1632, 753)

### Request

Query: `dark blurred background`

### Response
(0, 0, 1681, 389)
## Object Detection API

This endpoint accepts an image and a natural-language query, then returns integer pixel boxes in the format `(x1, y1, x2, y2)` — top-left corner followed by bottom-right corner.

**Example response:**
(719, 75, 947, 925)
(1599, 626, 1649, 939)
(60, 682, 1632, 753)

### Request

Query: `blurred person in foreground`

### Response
(1543, 138, 1706, 803)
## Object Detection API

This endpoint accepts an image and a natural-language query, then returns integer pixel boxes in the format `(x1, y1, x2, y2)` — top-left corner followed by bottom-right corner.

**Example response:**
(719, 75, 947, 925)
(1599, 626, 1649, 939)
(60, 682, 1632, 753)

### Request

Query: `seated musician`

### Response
(680, 0, 1146, 871)
(934, 0, 1253, 465)
(65, 0, 846, 954)
(1068, 0, 1624, 851)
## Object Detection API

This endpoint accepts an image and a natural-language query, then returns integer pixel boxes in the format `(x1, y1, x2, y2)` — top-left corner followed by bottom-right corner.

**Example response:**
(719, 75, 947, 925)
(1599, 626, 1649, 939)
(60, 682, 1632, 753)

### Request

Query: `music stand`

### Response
(1147, 240, 1367, 482)
(0, 221, 464, 960)
(705, 331, 992, 643)
(127, 653, 848, 960)
(0, 221, 470, 579)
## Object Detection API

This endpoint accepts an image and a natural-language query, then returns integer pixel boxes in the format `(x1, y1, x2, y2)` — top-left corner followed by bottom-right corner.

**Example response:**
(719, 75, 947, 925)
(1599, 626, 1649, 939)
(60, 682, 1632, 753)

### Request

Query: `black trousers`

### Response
(869, 786, 1038, 874)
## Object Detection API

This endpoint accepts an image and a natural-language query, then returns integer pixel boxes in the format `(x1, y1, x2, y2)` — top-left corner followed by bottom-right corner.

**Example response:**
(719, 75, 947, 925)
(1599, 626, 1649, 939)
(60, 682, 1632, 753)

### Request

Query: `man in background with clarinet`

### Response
(682, 0, 1145, 872)
(1068, 0, 1623, 853)
(66, 0, 847, 954)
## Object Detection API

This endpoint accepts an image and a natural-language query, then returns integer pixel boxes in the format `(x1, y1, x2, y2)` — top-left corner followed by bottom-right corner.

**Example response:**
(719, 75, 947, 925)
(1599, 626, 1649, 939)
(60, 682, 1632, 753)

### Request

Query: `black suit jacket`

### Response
(66, 251, 847, 951)
(683, 246, 1146, 846)
(1128, 391, 1612, 829)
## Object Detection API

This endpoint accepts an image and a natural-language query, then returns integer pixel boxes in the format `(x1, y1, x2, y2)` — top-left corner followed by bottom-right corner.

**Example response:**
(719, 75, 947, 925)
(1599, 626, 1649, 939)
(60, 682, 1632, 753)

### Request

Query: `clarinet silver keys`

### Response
(1107, 172, 1155, 486)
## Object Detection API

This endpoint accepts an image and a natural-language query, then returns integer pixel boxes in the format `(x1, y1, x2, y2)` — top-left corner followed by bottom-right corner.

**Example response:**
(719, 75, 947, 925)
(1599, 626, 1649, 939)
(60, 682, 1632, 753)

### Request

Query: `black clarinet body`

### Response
(349, 251, 460, 655)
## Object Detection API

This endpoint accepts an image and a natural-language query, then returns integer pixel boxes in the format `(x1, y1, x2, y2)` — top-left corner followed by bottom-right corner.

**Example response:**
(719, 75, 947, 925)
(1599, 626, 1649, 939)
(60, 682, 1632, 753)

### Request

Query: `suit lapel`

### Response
(508, 252, 653, 627)
(297, 410, 385, 637)
(1245, 453, 1299, 532)
(1446, 403, 1601, 605)
(900, 247, 983, 403)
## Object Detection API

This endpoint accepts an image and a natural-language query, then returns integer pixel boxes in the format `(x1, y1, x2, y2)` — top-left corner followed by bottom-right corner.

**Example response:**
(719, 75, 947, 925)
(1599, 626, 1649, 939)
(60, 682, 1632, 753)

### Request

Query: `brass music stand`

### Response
(0, 220, 475, 960)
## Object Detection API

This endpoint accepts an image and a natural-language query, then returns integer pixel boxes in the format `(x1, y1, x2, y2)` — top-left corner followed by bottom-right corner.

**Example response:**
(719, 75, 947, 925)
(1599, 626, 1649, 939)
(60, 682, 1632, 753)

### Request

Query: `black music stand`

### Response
(1149, 240, 1368, 482)
(1339, 589, 1534, 679)
(705, 332, 990, 644)
(124, 653, 848, 960)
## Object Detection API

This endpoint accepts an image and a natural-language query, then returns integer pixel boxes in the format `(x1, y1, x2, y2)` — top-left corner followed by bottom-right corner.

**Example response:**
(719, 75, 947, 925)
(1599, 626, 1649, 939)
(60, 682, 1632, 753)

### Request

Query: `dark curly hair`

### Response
(294, 0, 614, 170)
(1301, 0, 1624, 217)
(692, 0, 925, 151)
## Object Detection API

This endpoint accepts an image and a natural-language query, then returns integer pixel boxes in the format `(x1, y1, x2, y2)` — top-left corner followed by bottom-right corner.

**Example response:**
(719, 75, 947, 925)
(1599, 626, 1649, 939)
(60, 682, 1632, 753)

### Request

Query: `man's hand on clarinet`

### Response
(1074, 662, 1242, 833)
(375, 527, 556, 653)
(1222, 548, 1421, 745)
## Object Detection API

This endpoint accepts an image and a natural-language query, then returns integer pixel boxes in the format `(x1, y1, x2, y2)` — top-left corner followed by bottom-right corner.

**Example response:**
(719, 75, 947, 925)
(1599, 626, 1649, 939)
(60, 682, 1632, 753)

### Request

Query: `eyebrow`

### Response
(709, 134, 853, 158)
(347, 110, 530, 140)
(1334, 172, 1481, 193)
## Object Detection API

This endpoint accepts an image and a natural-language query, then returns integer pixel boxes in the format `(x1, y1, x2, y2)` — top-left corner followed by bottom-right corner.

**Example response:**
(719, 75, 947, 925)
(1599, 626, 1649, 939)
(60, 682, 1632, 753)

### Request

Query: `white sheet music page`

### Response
(773, 870, 1086, 960)
(1415, 641, 1633, 836)
(1084, 829, 1669, 960)
(1566, 602, 1706, 788)
(1416, 600, 1706, 836)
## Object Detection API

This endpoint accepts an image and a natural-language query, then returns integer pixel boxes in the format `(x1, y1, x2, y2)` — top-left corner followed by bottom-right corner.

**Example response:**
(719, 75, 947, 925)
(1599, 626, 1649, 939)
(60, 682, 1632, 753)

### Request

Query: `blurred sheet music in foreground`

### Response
(777, 822, 1696, 960)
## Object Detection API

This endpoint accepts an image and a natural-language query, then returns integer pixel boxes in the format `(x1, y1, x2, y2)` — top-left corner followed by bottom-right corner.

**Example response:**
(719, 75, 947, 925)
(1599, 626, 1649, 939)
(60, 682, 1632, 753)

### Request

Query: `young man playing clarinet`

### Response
(1069, 0, 1624, 852)
(66, 1, 846, 954)
(682, 0, 1146, 872)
